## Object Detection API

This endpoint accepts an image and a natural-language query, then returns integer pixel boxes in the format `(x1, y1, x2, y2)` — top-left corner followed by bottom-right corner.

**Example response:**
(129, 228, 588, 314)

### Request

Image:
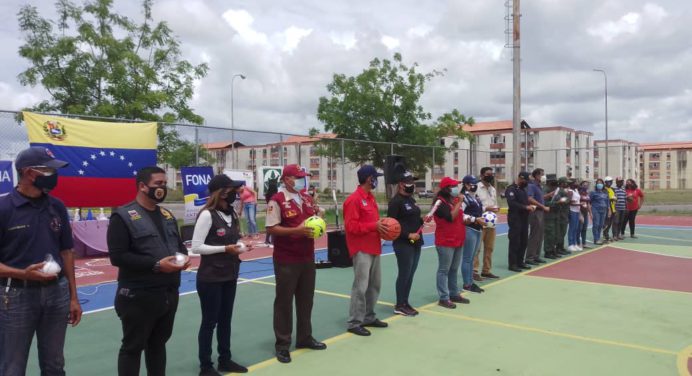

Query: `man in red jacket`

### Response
(265, 164, 326, 364)
(343, 165, 389, 336)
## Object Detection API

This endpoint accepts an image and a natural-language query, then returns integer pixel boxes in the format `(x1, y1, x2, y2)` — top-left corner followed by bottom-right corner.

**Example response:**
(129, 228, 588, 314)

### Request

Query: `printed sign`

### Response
(0, 161, 14, 195)
(181, 166, 214, 224)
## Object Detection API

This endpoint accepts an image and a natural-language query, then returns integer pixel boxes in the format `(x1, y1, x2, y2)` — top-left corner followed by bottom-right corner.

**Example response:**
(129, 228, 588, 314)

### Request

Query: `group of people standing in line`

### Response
(0, 145, 646, 376)
(504, 169, 645, 273)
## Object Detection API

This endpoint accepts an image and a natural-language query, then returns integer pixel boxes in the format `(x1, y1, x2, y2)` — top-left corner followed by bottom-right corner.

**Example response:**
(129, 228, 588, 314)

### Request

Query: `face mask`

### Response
(519, 181, 528, 188)
(605, 181, 612, 187)
(370, 177, 378, 189)
(596, 183, 604, 190)
(450, 187, 460, 197)
(483, 175, 494, 184)
(33, 170, 58, 193)
(293, 178, 306, 191)
(403, 184, 415, 194)
(540, 176, 547, 184)
(469, 184, 478, 193)
(224, 190, 237, 205)
(147, 185, 167, 203)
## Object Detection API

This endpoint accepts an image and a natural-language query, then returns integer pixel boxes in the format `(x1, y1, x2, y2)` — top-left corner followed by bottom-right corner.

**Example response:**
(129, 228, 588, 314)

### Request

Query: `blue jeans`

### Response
(243, 203, 257, 235)
(435, 246, 462, 300)
(580, 212, 589, 245)
(197, 279, 238, 369)
(592, 207, 606, 242)
(568, 211, 581, 246)
(0, 278, 70, 376)
(461, 228, 481, 287)
(393, 242, 421, 306)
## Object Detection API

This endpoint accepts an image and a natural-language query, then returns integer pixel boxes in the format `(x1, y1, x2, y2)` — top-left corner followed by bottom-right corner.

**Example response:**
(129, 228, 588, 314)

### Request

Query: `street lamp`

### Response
(593, 68, 608, 178)
(231, 73, 246, 169)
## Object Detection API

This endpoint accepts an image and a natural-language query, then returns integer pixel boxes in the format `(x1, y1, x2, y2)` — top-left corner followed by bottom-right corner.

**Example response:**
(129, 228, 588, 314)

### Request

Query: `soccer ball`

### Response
(304, 216, 327, 239)
(481, 211, 497, 228)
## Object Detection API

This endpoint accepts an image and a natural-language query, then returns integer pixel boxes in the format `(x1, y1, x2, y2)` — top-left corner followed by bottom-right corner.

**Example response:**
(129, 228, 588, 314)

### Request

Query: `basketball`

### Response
(380, 217, 401, 240)
(481, 211, 497, 228)
(304, 216, 327, 239)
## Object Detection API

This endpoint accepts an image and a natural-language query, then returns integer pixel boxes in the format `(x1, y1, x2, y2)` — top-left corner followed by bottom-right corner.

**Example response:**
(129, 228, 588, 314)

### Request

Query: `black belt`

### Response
(0, 274, 64, 288)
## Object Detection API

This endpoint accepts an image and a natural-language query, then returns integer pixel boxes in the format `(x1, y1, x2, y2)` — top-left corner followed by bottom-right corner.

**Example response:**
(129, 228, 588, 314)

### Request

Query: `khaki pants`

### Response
(473, 227, 496, 274)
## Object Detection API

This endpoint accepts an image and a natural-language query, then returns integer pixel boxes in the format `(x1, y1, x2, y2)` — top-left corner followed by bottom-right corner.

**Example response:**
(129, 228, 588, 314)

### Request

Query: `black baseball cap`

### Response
(208, 174, 243, 193)
(15, 146, 69, 170)
(518, 171, 530, 180)
(398, 171, 418, 183)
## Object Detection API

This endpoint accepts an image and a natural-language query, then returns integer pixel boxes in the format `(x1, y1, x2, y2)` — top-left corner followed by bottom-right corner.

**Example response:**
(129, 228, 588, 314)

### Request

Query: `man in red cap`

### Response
(343, 165, 389, 336)
(265, 164, 326, 364)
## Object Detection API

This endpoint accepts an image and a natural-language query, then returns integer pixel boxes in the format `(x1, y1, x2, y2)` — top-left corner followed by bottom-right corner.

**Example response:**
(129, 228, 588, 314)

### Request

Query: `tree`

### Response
(316, 53, 473, 176)
(165, 140, 215, 170)
(17, 0, 209, 163)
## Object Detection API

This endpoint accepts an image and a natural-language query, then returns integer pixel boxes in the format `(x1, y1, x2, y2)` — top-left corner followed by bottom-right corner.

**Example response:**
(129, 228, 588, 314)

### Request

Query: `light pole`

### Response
(593, 69, 608, 177)
(231, 73, 246, 169)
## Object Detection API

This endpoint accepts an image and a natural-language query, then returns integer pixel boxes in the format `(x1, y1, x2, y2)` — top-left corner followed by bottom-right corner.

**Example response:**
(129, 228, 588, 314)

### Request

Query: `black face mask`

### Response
(518, 181, 528, 188)
(483, 175, 494, 184)
(403, 184, 415, 194)
(147, 185, 167, 203)
(225, 191, 237, 205)
(469, 184, 478, 193)
(33, 172, 58, 193)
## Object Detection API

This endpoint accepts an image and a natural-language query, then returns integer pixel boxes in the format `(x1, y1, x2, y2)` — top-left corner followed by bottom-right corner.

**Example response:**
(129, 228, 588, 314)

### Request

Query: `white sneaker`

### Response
(567, 245, 577, 252)
(577, 245, 583, 251)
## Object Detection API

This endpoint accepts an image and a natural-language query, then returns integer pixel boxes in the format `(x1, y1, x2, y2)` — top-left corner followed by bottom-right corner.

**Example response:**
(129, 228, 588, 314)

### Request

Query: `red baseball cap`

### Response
(281, 164, 308, 178)
(439, 176, 460, 189)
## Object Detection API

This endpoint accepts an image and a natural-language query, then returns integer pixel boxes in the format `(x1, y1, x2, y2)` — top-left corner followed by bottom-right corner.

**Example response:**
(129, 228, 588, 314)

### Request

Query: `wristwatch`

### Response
(153, 261, 161, 273)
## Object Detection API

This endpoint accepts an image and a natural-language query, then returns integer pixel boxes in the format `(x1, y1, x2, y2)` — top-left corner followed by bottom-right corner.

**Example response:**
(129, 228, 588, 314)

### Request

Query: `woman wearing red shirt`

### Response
(432, 177, 470, 309)
(623, 179, 644, 238)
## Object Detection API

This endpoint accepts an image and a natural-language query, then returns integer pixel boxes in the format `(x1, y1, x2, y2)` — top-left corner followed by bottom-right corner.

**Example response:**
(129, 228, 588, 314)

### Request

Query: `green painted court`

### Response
(26, 224, 692, 375)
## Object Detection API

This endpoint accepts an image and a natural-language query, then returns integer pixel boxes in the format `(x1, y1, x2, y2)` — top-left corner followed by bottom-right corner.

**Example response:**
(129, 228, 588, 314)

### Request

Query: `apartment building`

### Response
(639, 142, 692, 190)
(593, 140, 639, 181)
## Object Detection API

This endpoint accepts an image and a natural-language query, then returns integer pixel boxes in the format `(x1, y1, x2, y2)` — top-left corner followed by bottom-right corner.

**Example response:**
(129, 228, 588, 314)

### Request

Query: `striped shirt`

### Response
(614, 187, 627, 210)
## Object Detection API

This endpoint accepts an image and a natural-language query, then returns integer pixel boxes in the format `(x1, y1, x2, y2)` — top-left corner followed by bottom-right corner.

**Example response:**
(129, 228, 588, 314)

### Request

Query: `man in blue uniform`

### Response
(505, 171, 536, 272)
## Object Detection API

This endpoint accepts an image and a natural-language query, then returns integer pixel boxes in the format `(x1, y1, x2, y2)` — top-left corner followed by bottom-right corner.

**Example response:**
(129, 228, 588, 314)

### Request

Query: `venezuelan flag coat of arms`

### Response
(24, 112, 157, 207)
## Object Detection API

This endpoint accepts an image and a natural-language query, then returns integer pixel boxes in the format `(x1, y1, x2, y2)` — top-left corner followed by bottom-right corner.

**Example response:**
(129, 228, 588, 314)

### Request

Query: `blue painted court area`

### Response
(77, 223, 509, 313)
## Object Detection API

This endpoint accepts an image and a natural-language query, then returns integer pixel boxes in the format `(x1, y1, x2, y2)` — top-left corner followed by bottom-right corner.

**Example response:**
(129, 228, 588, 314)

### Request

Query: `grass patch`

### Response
(641, 190, 692, 205)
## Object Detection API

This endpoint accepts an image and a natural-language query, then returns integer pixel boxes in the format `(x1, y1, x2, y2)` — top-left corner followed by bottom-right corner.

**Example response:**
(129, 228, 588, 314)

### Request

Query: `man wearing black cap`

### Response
(107, 166, 191, 376)
(265, 164, 326, 364)
(0, 146, 82, 376)
(386, 171, 423, 317)
(505, 171, 536, 272)
(344, 165, 389, 336)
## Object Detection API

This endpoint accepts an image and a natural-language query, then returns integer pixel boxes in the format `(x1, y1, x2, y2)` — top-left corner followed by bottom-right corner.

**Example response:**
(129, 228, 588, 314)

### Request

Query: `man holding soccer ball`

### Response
(265, 164, 326, 364)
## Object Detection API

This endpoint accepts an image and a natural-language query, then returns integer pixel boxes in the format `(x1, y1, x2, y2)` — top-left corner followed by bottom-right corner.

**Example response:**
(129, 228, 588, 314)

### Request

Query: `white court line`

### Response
(610, 245, 692, 260)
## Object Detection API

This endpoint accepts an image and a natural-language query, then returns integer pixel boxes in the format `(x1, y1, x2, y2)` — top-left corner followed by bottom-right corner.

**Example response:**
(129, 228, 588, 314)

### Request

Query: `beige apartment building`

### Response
(639, 142, 692, 190)
(593, 140, 640, 181)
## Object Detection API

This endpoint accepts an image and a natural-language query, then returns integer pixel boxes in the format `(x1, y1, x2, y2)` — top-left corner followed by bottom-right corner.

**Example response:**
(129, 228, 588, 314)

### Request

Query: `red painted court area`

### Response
(529, 246, 692, 293)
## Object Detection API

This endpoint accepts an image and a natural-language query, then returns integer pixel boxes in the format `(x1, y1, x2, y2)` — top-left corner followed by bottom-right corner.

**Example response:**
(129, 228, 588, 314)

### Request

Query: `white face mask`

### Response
(450, 187, 460, 197)
(540, 175, 547, 184)
(292, 178, 306, 191)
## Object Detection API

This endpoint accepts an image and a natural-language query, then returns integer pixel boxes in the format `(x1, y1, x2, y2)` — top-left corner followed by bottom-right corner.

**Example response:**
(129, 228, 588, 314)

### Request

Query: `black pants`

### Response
(393, 242, 422, 306)
(508, 216, 529, 267)
(623, 210, 638, 236)
(273, 262, 316, 351)
(196, 279, 238, 369)
(114, 287, 179, 376)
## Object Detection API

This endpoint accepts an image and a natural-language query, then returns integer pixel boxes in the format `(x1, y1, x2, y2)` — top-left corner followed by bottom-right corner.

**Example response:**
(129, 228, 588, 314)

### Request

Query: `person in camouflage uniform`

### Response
(542, 174, 561, 259)
(555, 177, 571, 256)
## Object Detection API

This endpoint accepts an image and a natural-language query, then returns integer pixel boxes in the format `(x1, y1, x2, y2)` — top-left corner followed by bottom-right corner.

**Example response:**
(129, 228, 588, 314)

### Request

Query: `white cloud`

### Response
(222, 9, 269, 46)
(588, 12, 641, 42)
(277, 26, 313, 52)
(329, 32, 357, 50)
(381, 35, 400, 50)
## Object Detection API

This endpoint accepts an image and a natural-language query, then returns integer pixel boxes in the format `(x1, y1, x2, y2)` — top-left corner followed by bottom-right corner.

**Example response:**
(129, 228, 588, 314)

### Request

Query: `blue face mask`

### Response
(450, 187, 460, 197)
(596, 183, 604, 190)
(293, 178, 306, 191)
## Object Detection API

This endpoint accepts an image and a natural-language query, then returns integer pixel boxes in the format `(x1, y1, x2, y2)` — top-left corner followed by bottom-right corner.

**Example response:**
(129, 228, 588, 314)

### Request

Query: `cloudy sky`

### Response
(0, 0, 691, 145)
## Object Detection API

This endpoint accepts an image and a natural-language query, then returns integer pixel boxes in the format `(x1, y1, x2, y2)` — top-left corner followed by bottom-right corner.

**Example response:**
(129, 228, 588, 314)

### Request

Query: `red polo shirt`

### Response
(343, 186, 381, 257)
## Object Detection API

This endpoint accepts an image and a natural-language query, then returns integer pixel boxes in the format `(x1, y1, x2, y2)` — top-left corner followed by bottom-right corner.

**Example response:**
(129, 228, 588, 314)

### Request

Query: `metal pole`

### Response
(279, 133, 284, 166)
(593, 69, 608, 177)
(231, 74, 246, 169)
(194, 123, 199, 165)
(432, 146, 435, 185)
(340, 139, 345, 193)
(512, 0, 521, 180)
(390, 142, 394, 155)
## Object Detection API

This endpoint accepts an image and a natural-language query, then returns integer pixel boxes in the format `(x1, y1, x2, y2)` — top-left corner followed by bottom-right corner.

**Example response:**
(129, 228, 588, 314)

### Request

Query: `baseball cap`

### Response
(615, 176, 623, 181)
(604, 176, 613, 182)
(439, 176, 460, 189)
(462, 175, 478, 185)
(518, 171, 530, 180)
(281, 164, 308, 179)
(357, 165, 384, 182)
(398, 170, 418, 183)
(558, 176, 568, 184)
(208, 174, 243, 193)
(15, 146, 69, 170)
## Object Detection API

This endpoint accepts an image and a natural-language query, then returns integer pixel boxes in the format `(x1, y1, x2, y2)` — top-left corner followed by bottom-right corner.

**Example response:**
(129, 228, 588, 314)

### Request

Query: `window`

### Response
(491, 134, 505, 144)
(453, 167, 459, 178)
(649, 162, 659, 170)
(490, 152, 505, 159)
(454, 152, 459, 163)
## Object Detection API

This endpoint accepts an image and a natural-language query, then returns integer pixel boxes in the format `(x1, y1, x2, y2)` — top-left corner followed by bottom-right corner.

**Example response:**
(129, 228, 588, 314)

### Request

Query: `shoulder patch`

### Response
(127, 209, 141, 221)
(160, 208, 173, 220)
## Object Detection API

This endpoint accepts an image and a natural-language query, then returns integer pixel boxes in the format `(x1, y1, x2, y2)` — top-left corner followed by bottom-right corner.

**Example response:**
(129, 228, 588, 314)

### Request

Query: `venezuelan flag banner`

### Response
(24, 112, 157, 207)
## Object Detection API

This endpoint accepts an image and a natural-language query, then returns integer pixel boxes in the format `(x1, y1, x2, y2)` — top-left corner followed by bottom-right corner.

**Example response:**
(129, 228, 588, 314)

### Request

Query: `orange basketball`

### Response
(380, 217, 401, 241)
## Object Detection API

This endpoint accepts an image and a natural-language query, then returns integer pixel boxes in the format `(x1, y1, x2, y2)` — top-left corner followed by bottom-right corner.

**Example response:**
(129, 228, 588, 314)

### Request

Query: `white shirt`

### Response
(569, 190, 581, 213)
(190, 209, 235, 255)
(265, 187, 304, 228)
(477, 182, 497, 209)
